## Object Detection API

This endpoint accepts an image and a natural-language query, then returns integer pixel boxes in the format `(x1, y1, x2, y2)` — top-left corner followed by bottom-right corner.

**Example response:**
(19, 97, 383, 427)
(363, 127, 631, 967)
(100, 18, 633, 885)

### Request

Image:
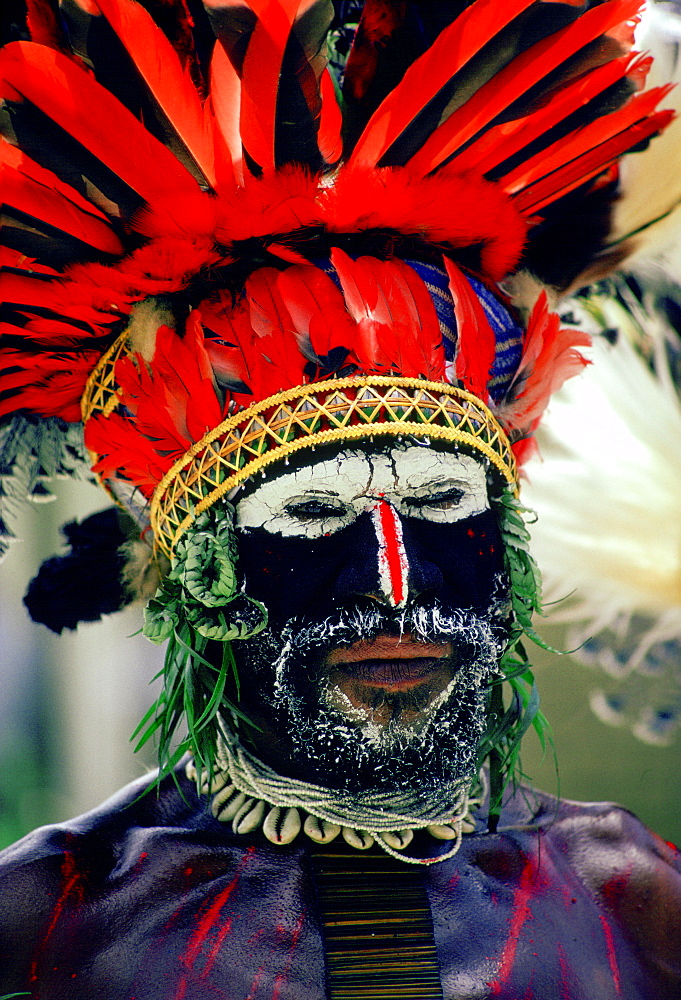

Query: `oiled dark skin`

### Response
(0, 766, 679, 1000)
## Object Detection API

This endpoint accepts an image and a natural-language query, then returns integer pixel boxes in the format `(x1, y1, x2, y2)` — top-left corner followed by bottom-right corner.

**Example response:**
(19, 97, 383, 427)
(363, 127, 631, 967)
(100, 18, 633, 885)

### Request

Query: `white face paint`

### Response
(235, 445, 489, 539)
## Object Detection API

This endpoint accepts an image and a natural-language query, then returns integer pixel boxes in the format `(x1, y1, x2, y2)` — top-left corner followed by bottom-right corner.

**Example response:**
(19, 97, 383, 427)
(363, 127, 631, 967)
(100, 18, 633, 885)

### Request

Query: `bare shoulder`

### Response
(537, 792, 681, 983)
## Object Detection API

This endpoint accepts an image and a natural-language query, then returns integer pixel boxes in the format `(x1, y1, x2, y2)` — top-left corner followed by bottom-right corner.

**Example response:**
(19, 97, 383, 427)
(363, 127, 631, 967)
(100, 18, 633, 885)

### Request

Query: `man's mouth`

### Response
(324, 634, 455, 724)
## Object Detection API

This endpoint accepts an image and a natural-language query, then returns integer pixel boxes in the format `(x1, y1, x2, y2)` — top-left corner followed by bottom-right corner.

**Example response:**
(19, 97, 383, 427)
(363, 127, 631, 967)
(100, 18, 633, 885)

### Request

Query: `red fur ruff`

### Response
(322, 165, 527, 282)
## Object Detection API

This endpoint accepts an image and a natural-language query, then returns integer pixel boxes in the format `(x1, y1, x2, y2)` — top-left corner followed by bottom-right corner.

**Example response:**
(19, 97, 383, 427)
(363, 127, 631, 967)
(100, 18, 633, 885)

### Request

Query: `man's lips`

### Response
(335, 657, 445, 687)
(326, 634, 453, 693)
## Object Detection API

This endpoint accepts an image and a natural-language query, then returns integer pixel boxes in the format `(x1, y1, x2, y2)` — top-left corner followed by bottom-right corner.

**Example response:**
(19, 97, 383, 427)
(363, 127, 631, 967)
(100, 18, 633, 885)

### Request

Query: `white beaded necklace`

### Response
(187, 729, 483, 866)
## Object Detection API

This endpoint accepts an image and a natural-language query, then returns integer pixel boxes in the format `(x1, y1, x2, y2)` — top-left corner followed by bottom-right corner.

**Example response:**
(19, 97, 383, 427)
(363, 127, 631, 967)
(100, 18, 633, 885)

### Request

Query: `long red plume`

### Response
(90, 0, 219, 188)
(495, 292, 591, 435)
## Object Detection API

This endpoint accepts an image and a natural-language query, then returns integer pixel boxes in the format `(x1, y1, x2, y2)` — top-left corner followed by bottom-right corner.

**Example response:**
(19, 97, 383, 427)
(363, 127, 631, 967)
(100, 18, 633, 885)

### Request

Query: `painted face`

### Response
(236, 446, 502, 623)
(233, 443, 509, 793)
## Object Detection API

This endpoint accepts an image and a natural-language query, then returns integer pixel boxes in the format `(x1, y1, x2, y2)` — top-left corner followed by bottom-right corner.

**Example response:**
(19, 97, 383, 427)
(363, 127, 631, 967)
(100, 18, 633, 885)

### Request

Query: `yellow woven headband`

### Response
(82, 342, 517, 559)
(149, 377, 517, 558)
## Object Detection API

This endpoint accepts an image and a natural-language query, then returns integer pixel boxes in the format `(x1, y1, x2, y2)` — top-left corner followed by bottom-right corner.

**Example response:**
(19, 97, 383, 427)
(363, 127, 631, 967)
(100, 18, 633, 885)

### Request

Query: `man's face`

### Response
(232, 443, 509, 796)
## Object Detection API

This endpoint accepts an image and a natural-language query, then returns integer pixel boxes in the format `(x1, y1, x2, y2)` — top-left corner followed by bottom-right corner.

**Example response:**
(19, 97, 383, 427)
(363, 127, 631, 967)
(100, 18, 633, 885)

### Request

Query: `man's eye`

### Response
(284, 500, 347, 521)
(407, 487, 465, 511)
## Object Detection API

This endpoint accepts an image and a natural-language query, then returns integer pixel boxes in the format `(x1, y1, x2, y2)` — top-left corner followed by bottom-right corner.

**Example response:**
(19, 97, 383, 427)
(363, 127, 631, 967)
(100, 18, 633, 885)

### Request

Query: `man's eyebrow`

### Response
(403, 478, 470, 492)
(285, 488, 341, 497)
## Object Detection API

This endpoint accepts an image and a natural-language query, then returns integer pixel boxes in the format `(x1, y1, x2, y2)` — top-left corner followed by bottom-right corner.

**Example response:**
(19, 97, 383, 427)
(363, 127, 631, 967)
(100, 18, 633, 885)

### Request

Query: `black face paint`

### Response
(236, 508, 505, 632)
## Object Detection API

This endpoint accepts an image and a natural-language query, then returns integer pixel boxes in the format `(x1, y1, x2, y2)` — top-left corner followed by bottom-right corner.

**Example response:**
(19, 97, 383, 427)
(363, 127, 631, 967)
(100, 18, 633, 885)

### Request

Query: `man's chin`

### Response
(279, 677, 486, 796)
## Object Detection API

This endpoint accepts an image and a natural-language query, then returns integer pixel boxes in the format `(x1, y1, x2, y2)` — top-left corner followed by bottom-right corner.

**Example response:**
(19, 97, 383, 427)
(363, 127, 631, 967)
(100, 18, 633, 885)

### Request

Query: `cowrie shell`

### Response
(233, 797, 265, 835)
(263, 807, 301, 845)
(303, 814, 341, 844)
(213, 788, 245, 822)
(206, 770, 231, 795)
(426, 823, 459, 840)
(381, 829, 414, 851)
(342, 827, 374, 850)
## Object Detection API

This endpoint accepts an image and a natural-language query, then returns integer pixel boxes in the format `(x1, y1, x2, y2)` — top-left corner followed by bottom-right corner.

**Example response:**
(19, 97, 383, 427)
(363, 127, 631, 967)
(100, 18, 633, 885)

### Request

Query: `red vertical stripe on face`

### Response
(372, 499, 408, 607)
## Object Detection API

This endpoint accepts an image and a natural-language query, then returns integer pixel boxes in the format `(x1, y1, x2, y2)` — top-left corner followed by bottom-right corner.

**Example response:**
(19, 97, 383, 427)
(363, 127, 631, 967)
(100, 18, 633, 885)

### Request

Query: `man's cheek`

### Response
(406, 511, 506, 611)
(236, 528, 351, 627)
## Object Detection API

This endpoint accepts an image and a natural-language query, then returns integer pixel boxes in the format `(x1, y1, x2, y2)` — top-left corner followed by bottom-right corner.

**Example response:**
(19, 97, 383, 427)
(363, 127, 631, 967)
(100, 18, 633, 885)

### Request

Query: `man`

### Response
(0, 1, 680, 997)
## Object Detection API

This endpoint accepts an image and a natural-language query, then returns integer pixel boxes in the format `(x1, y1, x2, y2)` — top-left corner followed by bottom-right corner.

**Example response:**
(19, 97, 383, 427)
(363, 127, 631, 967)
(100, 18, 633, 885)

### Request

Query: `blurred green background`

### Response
(1, 481, 679, 850)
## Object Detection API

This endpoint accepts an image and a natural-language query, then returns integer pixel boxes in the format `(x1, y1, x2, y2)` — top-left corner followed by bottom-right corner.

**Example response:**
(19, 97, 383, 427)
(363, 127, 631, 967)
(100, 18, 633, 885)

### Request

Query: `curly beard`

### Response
(235, 597, 508, 797)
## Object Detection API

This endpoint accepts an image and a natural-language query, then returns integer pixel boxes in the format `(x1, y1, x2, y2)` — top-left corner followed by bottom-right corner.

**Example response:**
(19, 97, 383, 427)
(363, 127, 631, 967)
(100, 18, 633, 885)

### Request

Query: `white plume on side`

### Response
(522, 3, 681, 748)
(524, 268, 681, 746)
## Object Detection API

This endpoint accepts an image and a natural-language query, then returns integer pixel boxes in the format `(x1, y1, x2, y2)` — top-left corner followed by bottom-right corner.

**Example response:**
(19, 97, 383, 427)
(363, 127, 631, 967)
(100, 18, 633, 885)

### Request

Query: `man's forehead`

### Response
(239, 444, 487, 494)
(235, 443, 490, 537)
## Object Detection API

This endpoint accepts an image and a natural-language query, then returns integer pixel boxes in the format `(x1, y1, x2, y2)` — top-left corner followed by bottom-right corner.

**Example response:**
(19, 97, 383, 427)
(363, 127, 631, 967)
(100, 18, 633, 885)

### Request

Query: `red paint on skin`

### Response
(376, 499, 406, 606)
(30, 845, 85, 982)
(446, 872, 460, 891)
(599, 913, 622, 997)
(489, 858, 537, 995)
(201, 917, 233, 978)
(600, 864, 632, 910)
(271, 913, 305, 1000)
(174, 846, 255, 999)
(558, 943, 573, 1000)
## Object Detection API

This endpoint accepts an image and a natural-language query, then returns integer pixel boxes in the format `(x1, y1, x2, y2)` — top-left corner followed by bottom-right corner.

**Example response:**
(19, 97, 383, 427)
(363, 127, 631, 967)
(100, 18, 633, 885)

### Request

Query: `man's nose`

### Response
(334, 499, 443, 608)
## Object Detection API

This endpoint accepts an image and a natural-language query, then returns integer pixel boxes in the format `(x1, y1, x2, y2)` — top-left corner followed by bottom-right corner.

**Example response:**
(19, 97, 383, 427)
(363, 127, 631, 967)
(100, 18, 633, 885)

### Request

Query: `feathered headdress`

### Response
(0, 0, 674, 817)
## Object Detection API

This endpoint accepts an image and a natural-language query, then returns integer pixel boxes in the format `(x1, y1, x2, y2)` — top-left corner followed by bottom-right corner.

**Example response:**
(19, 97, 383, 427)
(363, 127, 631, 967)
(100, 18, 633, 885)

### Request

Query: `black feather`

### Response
(23, 507, 135, 633)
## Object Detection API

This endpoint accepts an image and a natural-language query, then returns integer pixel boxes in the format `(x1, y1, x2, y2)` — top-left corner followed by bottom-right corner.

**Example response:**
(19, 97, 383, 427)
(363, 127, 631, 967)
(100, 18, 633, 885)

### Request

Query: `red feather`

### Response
(409, 0, 645, 176)
(330, 249, 445, 379)
(342, 0, 406, 103)
(86, 410, 173, 497)
(502, 86, 673, 197)
(0, 348, 101, 421)
(317, 67, 343, 164)
(330, 248, 394, 373)
(1, 143, 124, 255)
(114, 353, 193, 458)
(25, 0, 71, 52)
(235, 0, 330, 171)
(93, 0, 217, 189)
(349, 0, 538, 169)
(495, 292, 590, 433)
(147, 317, 224, 443)
(201, 294, 260, 407)
(512, 109, 674, 215)
(276, 264, 356, 367)
(0, 316, 105, 347)
(450, 53, 645, 178)
(444, 259, 496, 403)
(387, 261, 446, 382)
(0, 270, 130, 332)
(325, 164, 526, 281)
(97, 317, 227, 492)
(208, 40, 243, 187)
(0, 42, 201, 209)
(245, 266, 308, 394)
(0, 247, 59, 274)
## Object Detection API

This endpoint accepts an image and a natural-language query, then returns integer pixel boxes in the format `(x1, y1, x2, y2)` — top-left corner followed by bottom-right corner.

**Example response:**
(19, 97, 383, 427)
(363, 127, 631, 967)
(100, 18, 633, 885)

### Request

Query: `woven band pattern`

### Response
(150, 377, 517, 559)
(80, 332, 129, 424)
